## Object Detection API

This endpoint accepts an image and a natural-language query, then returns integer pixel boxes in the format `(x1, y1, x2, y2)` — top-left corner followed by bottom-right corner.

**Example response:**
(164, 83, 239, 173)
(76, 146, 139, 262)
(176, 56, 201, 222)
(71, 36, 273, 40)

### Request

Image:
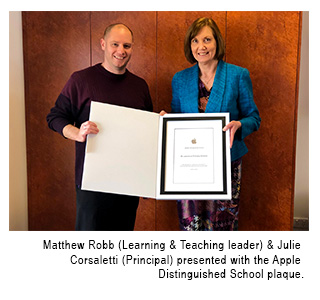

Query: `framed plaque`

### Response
(156, 114, 231, 199)
(82, 102, 231, 200)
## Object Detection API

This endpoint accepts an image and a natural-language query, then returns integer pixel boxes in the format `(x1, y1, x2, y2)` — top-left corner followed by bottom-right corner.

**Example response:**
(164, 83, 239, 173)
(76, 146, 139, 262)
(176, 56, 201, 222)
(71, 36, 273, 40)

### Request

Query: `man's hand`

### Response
(63, 121, 99, 142)
(159, 110, 167, 116)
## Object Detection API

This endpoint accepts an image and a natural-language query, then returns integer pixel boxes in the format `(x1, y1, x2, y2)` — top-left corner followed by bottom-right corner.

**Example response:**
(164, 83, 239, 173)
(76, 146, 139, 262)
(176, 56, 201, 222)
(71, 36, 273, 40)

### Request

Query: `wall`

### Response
(9, 11, 308, 231)
(9, 11, 28, 231)
(294, 11, 309, 220)
(227, 12, 301, 230)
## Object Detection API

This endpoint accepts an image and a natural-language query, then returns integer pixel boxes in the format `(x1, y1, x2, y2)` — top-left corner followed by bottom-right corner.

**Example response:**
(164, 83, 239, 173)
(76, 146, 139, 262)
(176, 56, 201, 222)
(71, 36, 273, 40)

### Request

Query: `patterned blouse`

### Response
(198, 79, 211, 113)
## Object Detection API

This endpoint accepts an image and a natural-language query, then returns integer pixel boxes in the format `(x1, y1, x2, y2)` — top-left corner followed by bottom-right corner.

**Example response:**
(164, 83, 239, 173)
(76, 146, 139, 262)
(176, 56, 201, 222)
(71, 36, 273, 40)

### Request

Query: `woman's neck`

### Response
(198, 59, 219, 90)
(198, 59, 218, 78)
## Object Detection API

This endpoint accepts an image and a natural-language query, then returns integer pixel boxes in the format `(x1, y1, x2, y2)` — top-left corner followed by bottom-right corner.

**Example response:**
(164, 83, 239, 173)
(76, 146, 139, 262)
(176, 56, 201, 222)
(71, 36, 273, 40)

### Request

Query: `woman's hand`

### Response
(223, 121, 242, 148)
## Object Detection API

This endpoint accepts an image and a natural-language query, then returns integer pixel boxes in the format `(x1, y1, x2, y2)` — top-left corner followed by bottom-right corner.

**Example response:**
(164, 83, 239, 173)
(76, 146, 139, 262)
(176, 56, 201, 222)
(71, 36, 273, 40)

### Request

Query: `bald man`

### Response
(47, 23, 153, 231)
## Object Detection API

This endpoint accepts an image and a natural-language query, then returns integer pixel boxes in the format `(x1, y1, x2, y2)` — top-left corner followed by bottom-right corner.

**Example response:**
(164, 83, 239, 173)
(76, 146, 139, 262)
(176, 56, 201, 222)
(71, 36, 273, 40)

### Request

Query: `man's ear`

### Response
(100, 38, 106, 50)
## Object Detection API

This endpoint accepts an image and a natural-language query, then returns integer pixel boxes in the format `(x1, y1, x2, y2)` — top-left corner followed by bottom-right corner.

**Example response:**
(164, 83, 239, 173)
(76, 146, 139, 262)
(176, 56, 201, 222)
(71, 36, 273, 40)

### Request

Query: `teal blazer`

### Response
(171, 60, 261, 161)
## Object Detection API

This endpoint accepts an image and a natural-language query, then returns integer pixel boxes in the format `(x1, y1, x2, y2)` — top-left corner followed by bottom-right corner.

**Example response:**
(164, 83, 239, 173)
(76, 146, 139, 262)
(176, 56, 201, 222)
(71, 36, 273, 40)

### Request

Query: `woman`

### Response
(168, 17, 261, 231)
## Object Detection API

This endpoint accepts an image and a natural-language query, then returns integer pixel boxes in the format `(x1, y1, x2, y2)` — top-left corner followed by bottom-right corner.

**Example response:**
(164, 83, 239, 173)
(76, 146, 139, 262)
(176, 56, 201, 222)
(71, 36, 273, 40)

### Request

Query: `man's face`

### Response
(100, 25, 133, 74)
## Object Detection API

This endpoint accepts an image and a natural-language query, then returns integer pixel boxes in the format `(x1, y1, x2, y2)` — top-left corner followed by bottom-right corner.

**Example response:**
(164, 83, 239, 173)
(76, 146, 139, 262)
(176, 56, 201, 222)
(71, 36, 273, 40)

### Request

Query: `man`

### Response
(47, 23, 153, 231)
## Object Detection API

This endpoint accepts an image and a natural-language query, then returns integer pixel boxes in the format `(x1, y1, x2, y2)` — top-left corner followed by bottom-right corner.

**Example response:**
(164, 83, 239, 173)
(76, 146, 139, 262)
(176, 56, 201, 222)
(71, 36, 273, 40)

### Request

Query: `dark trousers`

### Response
(75, 187, 139, 231)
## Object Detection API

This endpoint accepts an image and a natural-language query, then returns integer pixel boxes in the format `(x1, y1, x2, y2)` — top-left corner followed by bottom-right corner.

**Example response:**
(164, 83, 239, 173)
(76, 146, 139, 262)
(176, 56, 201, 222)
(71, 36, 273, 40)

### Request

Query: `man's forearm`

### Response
(62, 124, 82, 142)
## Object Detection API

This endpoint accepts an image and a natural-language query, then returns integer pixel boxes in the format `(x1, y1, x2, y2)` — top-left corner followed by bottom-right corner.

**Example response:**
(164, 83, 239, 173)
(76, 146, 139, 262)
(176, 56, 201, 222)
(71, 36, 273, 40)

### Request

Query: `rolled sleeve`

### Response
(46, 93, 75, 137)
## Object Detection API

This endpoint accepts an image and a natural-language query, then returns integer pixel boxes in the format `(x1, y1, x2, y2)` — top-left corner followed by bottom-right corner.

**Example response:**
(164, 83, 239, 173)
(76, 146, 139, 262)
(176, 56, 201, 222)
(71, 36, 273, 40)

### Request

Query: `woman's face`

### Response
(191, 26, 217, 64)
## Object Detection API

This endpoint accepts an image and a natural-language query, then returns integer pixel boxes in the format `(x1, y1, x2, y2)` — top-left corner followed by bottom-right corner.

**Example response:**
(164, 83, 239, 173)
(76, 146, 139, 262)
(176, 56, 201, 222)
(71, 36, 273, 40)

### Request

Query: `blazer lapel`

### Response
(183, 65, 199, 113)
(205, 60, 226, 113)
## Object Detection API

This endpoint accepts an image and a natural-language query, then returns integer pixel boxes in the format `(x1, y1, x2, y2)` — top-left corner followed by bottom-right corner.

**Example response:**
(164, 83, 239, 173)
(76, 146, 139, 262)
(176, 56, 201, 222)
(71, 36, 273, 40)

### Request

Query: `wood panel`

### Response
(23, 11, 91, 230)
(226, 12, 301, 230)
(23, 11, 301, 231)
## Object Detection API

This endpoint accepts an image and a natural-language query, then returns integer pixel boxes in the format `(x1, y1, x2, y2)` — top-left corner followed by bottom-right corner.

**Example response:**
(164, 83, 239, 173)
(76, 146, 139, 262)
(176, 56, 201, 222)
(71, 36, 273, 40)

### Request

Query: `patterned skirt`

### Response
(177, 158, 242, 231)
